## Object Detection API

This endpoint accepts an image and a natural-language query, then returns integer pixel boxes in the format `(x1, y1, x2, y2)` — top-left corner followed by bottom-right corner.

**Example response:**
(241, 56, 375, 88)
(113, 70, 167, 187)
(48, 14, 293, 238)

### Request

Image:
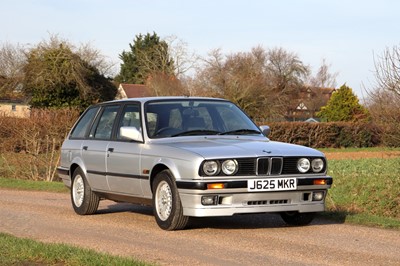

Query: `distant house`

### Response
(0, 99, 30, 118)
(0, 81, 30, 118)
(286, 87, 335, 121)
(304, 117, 320, 123)
(115, 84, 151, 100)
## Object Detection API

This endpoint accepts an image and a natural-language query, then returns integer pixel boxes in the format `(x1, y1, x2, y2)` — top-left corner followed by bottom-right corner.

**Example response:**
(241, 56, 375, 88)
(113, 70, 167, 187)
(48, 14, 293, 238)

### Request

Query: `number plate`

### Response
(247, 178, 297, 192)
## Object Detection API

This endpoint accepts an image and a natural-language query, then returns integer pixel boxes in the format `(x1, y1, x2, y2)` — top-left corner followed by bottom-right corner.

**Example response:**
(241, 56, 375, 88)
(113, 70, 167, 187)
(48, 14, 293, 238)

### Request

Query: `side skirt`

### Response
(94, 191, 152, 206)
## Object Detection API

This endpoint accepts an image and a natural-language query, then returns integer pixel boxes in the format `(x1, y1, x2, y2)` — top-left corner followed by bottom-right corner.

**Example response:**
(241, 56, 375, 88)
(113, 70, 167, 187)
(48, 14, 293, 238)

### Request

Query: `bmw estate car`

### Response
(57, 97, 332, 230)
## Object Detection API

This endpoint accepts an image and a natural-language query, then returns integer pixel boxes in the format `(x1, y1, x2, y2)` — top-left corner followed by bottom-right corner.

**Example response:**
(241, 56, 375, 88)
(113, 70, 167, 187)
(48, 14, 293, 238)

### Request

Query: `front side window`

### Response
(116, 104, 142, 140)
(70, 107, 99, 139)
(91, 106, 119, 140)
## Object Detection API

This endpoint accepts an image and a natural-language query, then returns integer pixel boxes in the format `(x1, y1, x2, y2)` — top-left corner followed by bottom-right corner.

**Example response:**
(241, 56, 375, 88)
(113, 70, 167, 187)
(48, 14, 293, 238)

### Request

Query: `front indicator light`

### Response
(313, 179, 327, 185)
(201, 195, 219, 205)
(207, 183, 225, 189)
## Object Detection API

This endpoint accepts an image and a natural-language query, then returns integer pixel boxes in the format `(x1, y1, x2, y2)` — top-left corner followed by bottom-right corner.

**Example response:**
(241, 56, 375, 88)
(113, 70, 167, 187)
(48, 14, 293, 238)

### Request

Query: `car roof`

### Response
(101, 96, 227, 105)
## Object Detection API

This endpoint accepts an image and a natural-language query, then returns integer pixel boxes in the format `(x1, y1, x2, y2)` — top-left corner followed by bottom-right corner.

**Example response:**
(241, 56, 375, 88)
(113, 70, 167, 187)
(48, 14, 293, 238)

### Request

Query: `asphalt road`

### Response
(1, 188, 399, 265)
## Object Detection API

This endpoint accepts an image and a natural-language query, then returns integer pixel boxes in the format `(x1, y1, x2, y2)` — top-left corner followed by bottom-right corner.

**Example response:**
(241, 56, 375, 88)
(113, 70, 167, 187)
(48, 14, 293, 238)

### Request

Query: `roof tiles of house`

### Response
(120, 84, 150, 98)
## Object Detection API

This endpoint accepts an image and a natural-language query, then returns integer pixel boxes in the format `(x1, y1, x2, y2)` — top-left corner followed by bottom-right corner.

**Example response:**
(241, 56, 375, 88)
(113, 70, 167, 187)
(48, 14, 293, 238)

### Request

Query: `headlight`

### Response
(203, 161, 220, 176)
(221, 159, 238, 175)
(311, 158, 324, 172)
(297, 158, 310, 173)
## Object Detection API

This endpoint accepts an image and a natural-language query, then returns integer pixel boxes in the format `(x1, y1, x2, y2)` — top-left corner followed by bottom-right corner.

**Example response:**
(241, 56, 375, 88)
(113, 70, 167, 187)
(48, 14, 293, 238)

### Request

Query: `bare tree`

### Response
(300, 59, 338, 118)
(78, 42, 117, 78)
(367, 45, 400, 146)
(191, 46, 310, 121)
(308, 58, 338, 89)
(264, 48, 310, 119)
(165, 35, 198, 78)
(373, 45, 400, 96)
(366, 88, 400, 146)
(0, 42, 26, 96)
(145, 71, 189, 96)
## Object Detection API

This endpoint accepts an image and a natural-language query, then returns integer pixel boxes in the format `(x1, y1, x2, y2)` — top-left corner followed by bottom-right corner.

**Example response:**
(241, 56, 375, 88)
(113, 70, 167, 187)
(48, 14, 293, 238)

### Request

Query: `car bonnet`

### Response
(158, 136, 324, 159)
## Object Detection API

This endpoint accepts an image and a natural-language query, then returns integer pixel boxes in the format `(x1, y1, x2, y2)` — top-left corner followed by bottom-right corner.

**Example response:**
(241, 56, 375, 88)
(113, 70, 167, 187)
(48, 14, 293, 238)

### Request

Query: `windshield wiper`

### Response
(219, 129, 262, 135)
(172, 130, 221, 137)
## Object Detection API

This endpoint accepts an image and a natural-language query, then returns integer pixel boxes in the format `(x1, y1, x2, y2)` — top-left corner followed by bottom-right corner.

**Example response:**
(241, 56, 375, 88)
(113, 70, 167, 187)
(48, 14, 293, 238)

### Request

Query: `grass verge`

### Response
(0, 232, 151, 266)
(0, 177, 68, 193)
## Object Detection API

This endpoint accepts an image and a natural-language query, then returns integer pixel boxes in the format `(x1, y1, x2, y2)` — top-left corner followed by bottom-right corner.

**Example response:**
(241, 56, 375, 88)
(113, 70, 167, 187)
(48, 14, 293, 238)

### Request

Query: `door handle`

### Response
(82, 146, 88, 151)
(108, 147, 114, 152)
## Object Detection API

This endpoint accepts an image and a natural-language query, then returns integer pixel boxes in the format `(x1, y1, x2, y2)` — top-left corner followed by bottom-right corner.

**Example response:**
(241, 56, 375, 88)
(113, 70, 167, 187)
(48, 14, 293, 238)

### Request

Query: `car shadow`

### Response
(95, 201, 346, 230)
(187, 213, 344, 230)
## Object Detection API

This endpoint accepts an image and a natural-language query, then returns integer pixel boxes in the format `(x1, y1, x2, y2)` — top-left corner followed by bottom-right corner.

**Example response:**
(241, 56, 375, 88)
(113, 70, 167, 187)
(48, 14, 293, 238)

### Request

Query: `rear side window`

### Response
(70, 107, 99, 139)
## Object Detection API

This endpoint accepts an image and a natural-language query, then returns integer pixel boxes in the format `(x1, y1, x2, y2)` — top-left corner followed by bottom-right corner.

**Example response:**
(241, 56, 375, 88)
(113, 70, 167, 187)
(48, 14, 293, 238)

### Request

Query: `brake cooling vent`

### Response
(247, 200, 289, 206)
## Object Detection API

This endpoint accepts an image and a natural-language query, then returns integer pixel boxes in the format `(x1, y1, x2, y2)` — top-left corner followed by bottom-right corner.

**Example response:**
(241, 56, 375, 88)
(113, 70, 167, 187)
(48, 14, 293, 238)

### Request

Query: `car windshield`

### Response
(145, 99, 261, 138)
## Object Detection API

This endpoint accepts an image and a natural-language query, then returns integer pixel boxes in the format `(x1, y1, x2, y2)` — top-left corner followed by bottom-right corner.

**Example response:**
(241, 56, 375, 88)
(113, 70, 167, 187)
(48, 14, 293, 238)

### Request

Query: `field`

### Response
(320, 149, 400, 228)
(324, 148, 400, 160)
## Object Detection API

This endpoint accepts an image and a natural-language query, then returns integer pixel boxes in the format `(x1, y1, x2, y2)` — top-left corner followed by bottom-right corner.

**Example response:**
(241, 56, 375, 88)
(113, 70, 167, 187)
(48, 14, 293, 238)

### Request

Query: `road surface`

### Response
(0, 188, 399, 265)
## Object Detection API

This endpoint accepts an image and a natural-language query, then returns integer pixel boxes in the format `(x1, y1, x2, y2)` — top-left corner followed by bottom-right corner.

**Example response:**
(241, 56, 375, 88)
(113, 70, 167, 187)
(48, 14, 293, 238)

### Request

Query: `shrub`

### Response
(267, 122, 381, 148)
(0, 108, 80, 181)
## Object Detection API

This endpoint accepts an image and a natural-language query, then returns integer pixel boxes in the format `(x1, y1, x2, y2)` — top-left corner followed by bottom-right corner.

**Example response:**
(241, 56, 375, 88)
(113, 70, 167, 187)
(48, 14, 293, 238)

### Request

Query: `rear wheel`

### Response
(152, 170, 189, 230)
(71, 167, 99, 215)
(280, 212, 315, 226)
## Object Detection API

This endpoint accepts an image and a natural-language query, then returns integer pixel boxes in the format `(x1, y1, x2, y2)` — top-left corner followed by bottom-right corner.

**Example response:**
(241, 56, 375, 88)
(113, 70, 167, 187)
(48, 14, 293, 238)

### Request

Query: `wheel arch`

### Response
(150, 164, 169, 193)
(70, 163, 81, 180)
(69, 158, 89, 184)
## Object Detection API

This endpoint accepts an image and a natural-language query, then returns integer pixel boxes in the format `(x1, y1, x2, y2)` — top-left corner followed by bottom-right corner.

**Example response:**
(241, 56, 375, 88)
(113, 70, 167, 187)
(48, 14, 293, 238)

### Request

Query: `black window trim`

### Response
(89, 104, 122, 141)
(69, 106, 101, 140)
(113, 101, 145, 143)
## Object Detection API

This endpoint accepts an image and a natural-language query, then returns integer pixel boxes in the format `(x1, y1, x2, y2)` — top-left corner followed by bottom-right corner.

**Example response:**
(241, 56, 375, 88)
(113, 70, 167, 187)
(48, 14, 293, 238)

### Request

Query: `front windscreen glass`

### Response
(145, 99, 261, 138)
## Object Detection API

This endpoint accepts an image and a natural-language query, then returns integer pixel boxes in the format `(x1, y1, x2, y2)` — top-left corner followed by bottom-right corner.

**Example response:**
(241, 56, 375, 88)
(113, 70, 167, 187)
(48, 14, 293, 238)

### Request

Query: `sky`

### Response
(1, 0, 399, 98)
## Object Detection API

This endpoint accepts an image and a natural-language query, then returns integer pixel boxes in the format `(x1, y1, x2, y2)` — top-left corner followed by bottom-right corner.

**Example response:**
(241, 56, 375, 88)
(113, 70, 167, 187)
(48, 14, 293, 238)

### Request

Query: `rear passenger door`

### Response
(82, 105, 120, 192)
(106, 103, 144, 196)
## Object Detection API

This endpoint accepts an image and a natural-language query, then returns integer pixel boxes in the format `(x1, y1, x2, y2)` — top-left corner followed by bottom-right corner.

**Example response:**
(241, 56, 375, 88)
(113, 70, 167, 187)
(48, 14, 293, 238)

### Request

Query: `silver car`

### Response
(57, 97, 332, 230)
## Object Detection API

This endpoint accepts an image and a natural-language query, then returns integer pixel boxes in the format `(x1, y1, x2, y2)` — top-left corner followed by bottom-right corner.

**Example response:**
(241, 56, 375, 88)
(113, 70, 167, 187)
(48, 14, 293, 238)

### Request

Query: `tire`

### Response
(280, 212, 315, 226)
(71, 167, 100, 215)
(152, 170, 189, 230)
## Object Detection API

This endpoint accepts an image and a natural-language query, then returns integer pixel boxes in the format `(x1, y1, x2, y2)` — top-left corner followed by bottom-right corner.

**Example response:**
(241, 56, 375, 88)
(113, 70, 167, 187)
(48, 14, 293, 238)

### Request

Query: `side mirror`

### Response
(259, 125, 270, 137)
(120, 126, 143, 142)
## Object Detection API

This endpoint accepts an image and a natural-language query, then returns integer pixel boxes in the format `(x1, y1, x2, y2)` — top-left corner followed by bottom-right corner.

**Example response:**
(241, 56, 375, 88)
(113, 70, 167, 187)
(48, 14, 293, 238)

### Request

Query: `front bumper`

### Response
(177, 176, 332, 217)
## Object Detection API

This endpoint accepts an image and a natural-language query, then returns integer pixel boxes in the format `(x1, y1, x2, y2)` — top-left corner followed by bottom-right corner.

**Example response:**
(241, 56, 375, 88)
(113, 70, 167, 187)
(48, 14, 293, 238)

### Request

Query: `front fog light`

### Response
(312, 191, 324, 201)
(201, 195, 219, 205)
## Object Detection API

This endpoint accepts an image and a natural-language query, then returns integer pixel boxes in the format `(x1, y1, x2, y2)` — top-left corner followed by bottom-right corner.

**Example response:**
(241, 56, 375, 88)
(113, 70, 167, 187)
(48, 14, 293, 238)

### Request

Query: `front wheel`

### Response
(280, 212, 315, 226)
(71, 167, 100, 215)
(152, 170, 189, 230)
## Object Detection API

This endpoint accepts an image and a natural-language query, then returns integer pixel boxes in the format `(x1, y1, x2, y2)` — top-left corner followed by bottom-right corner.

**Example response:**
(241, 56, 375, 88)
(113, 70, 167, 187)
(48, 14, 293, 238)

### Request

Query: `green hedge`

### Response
(267, 122, 382, 148)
